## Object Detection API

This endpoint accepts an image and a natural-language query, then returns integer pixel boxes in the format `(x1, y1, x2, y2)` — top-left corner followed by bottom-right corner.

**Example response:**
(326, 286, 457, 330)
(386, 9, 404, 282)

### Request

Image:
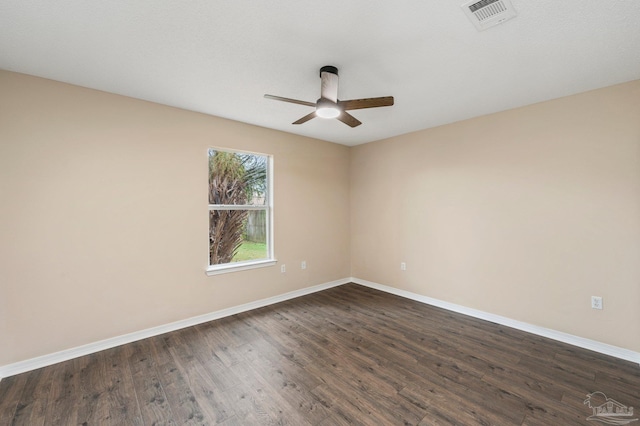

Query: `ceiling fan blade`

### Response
(336, 112, 362, 128)
(339, 96, 394, 111)
(264, 94, 315, 108)
(292, 111, 317, 125)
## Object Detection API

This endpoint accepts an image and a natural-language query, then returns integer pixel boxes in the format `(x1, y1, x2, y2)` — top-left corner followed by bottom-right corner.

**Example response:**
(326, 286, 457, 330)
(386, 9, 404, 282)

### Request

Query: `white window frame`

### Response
(206, 148, 275, 276)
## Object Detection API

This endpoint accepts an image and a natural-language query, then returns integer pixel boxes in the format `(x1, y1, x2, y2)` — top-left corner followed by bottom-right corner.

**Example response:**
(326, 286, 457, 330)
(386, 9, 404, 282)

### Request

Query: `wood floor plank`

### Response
(149, 337, 210, 425)
(2, 283, 638, 425)
(194, 322, 244, 368)
(401, 382, 500, 426)
(227, 360, 314, 426)
(43, 359, 83, 426)
(6, 368, 46, 425)
(75, 350, 111, 424)
(106, 345, 144, 425)
(167, 339, 237, 424)
(260, 323, 425, 425)
(238, 340, 332, 424)
(310, 383, 380, 426)
(126, 338, 175, 425)
(0, 373, 28, 425)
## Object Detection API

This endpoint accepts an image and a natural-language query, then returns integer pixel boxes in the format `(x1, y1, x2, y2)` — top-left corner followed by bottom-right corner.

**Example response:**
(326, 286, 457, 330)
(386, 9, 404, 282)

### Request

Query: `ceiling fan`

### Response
(264, 65, 394, 128)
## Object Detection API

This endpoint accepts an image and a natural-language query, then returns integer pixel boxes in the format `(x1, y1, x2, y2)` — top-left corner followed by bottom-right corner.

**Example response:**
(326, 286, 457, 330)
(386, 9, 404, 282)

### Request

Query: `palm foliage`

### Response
(208, 150, 267, 265)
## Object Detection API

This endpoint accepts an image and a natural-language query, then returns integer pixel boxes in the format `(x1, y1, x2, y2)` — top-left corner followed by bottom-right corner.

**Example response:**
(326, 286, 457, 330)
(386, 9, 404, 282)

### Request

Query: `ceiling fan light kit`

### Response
(264, 65, 394, 128)
(315, 99, 341, 119)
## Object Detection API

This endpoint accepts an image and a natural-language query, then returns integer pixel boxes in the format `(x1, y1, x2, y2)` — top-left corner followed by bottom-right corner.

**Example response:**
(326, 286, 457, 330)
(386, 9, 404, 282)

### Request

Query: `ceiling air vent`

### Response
(462, 0, 517, 31)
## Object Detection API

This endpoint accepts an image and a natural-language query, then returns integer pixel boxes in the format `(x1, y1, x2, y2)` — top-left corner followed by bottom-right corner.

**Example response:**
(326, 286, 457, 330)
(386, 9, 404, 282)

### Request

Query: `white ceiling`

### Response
(1, 1, 639, 146)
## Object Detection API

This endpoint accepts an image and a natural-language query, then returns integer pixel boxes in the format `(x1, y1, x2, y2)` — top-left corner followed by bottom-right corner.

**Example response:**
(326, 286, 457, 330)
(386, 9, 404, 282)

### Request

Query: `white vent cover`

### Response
(462, 0, 517, 31)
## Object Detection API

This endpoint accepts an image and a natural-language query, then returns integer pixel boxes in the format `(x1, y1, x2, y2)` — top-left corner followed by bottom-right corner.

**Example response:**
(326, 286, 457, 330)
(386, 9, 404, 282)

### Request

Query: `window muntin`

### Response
(208, 148, 273, 272)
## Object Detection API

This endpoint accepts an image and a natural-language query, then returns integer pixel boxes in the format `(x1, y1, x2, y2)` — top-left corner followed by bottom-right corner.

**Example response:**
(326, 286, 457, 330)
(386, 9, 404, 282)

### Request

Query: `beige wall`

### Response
(351, 80, 640, 352)
(0, 70, 351, 366)
(2, 69, 639, 369)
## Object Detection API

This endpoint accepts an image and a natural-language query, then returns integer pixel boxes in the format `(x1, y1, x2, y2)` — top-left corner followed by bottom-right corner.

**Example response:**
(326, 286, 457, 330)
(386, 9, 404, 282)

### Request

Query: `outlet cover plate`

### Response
(591, 296, 603, 310)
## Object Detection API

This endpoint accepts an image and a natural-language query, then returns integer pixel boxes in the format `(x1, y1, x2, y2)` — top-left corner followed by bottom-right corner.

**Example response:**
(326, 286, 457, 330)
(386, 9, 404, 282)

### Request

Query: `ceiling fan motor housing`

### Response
(319, 65, 339, 102)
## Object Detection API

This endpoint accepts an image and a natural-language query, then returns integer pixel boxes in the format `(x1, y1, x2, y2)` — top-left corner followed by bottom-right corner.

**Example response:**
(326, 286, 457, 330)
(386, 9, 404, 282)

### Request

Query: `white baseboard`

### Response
(351, 277, 640, 365)
(3, 276, 637, 381)
(0, 278, 350, 379)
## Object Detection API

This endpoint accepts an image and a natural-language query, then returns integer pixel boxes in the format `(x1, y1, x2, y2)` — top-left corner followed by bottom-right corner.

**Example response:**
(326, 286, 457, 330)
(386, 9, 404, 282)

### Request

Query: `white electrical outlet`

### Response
(281, 264, 286, 273)
(301, 261, 306, 270)
(400, 262, 407, 271)
(591, 296, 603, 310)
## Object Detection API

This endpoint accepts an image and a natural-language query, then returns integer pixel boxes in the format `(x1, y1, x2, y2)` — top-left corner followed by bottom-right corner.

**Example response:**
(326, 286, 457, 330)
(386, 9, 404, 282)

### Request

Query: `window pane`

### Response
(208, 149, 267, 206)
(234, 209, 268, 263)
(209, 209, 268, 265)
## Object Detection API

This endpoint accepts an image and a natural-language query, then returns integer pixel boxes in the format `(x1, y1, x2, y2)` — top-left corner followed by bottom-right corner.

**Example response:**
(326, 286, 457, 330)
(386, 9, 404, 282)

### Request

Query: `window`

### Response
(207, 148, 274, 275)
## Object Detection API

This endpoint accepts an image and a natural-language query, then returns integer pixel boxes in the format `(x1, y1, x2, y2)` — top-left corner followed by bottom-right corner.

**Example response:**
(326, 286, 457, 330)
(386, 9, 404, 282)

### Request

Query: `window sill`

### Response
(206, 259, 277, 276)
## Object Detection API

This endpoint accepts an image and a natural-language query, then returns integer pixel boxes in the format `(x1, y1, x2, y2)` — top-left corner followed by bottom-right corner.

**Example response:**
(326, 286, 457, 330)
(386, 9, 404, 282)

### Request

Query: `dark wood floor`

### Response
(1, 284, 638, 425)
